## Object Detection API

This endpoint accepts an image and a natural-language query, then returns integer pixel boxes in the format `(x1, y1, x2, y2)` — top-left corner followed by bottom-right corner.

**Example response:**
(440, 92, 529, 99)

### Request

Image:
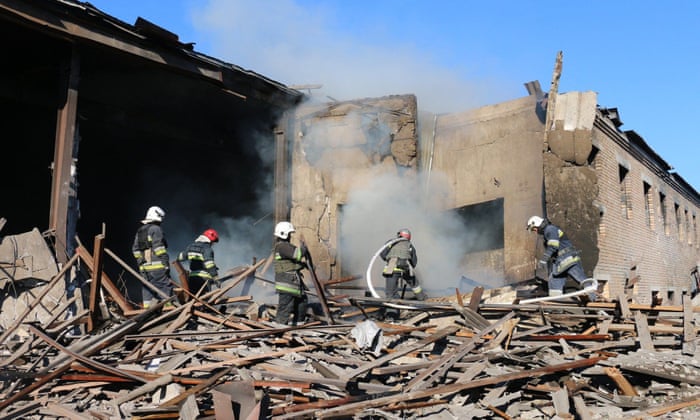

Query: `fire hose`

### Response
(365, 238, 420, 311)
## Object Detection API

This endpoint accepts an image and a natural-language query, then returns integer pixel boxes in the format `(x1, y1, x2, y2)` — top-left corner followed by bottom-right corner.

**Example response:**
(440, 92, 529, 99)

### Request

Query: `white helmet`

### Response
(526, 215, 544, 231)
(143, 206, 165, 223)
(274, 221, 295, 239)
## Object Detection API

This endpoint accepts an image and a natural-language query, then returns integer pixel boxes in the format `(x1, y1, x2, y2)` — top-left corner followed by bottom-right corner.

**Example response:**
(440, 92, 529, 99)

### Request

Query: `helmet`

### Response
(397, 228, 411, 240)
(526, 216, 545, 231)
(143, 206, 165, 223)
(203, 228, 219, 242)
(274, 221, 295, 239)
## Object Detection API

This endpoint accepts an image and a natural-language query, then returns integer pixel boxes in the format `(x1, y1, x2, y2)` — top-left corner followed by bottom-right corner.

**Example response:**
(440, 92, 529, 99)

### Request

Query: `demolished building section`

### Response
(292, 82, 700, 302)
(286, 95, 420, 282)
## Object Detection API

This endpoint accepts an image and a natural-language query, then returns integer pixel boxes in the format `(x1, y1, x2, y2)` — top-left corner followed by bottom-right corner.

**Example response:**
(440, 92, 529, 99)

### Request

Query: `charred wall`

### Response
(543, 91, 601, 279)
(289, 95, 419, 281)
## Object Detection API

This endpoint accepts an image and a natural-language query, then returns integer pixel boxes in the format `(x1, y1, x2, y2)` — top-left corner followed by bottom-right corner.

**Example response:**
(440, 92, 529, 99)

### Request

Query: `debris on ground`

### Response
(2, 227, 700, 419)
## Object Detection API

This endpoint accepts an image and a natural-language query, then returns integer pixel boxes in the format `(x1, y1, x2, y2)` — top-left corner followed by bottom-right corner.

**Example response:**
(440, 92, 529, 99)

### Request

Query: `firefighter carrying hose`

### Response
(177, 228, 220, 296)
(526, 215, 595, 300)
(273, 221, 309, 326)
(380, 228, 427, 313)
(132, 206, 173, 308)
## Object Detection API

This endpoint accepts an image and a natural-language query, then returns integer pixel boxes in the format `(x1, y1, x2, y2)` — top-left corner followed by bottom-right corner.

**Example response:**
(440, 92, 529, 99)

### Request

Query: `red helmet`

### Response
(203, 228, 219, 242)
(397, 228, 411, 240)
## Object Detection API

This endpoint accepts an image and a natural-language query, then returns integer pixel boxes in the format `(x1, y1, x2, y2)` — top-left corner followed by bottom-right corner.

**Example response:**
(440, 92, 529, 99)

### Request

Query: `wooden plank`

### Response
(88, 234, 105, 332)
(468, 286, 484, 312)
(300, 236, 334, 324)
(603, 367, 638, 396)
(683, 293, 696, 355)
(617, 294, 632, 319)
(598, 318, 612, 335)
(159, 367, 233, 408)
(171, 260, 189, 299)
(551, 387, 570, 418)
(114, 374, 173, 405)
(604, 323, 689, 334)
(572, 395, 592, 420)
(77, 244, 132, 313)
(634, 311, 654, 351)
(643, 396, 700, 417)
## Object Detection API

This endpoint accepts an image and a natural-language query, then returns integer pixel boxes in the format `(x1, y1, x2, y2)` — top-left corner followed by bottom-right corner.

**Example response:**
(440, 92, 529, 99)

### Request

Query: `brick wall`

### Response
(592, 117, 700, 304)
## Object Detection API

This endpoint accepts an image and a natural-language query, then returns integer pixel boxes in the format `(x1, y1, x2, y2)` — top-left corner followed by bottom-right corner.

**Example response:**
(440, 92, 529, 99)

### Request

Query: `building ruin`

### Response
(288, 81, 700, 305)
(1, 0, 698, 309)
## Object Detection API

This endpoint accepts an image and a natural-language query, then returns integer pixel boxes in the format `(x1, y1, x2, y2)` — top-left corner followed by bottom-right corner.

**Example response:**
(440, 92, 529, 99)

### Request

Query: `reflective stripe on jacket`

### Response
(177, 237, 218, 279)
(542, 223, 579, 268)
(274, 240, 304, 296)
(132, 222, 169, 271)
(380, 237, 417, 274)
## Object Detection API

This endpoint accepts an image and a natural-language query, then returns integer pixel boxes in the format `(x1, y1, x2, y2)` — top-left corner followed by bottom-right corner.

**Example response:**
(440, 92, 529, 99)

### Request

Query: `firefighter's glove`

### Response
(537, 260, 548, 269)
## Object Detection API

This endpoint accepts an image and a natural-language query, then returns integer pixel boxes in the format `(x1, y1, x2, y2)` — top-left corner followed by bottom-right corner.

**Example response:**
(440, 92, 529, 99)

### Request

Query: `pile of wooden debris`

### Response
(2, 228, 700, 419)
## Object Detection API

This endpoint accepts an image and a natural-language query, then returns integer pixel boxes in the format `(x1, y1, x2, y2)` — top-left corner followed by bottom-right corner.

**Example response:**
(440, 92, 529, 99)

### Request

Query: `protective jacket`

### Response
(177, 235, 218, 281)
(274, 240, 305, 297)
(132, 222, 169, 273)
(541, 223, 581, 275)
(380, 238, 417, 276)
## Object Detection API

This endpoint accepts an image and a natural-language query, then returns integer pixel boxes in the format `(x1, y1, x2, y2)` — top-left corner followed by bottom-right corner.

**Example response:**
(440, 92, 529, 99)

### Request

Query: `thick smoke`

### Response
(341, 171, 477, 296)
(163, 126, 280, 304)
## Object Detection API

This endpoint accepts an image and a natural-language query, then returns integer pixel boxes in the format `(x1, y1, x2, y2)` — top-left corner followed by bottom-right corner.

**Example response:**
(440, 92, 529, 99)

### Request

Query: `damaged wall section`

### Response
(543, 91, 601, 284)
(289, 95, 419, 282)
(429, 94, 546, 286)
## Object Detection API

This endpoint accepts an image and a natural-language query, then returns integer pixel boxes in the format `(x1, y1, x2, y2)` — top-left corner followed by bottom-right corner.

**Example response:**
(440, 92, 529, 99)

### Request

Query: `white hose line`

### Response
(366, 238, 419, 311)
(520, 278, 598, 304)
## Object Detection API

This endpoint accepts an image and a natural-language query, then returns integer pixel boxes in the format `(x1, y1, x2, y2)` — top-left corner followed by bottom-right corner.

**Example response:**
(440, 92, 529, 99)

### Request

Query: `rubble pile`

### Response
(2, 232, 700, 419)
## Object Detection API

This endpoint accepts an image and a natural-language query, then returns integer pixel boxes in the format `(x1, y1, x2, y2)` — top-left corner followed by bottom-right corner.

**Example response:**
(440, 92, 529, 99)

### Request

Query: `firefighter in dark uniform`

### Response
(527, 215, 592, 298)
(177, 228, 219, 296)
(132, 206, 172, 308)
(273, 221, 308, 325)
(380, 228, 426, 305)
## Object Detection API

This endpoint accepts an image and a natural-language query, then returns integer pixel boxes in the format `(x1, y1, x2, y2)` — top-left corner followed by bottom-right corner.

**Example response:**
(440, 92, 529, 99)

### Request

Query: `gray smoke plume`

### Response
(339, 171, 479, 296)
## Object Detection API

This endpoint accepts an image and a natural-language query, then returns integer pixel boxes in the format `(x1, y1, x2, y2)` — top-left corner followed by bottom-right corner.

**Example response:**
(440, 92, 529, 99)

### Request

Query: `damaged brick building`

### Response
(288, 78, 700, 305)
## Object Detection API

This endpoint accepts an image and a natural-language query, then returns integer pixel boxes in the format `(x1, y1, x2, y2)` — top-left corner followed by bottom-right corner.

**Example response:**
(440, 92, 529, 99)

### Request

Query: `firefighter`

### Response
(526, 215, 592, 298)
(177, 228, 220, 296)
(273, 221, 309, 326)
(380, 228, 427, 308)
(132, 206, 173, 308)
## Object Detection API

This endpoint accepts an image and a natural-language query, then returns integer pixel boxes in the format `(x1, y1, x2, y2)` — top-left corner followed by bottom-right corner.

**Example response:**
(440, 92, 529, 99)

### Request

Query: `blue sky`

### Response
(91, 0, 700, 190)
